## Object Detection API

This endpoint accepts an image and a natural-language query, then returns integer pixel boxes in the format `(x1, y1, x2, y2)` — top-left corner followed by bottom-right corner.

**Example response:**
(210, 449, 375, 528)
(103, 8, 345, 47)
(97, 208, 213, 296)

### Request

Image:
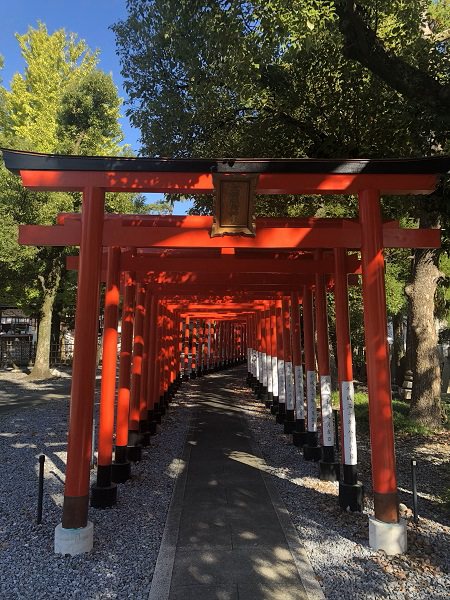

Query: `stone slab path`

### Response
(149, 367, 324, 600)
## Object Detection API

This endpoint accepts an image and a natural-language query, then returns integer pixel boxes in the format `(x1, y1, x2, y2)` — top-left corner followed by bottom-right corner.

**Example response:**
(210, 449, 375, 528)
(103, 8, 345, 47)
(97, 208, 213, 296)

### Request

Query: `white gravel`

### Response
(1, 368, 448, 599)
(0, 374, 190, 600)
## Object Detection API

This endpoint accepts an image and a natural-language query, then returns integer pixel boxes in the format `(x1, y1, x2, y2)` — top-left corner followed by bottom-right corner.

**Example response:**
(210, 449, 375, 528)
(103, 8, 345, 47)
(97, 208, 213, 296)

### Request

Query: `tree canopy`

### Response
(113, 1, 450, 427)
(0, 23, 145, 376)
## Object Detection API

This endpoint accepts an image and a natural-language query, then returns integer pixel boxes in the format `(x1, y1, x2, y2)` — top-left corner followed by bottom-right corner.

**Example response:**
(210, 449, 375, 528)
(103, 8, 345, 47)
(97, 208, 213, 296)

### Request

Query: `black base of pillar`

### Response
(140, 432, 151, 446)
(303, 444, 322, 461)
(319, 460, 340, 481)
(197, 369, 203, 377)
(293, 430, 308, 447)
(127, 445, 142, 462)
(265, 400, 272, 409)
(190, 371, 197, 379)
(283, 410, 295, 433)
(139, 420, 151, 447)
(267, 392, 273, 403)
(338, 481, 365, 512)
(284, 420, 295, 434)
(111, 460, 131, 483)
(276, 403, 286, 424)
(149, 421, 158, 435)
(90, 482, 117, 508)
(128, 430, 144, 446)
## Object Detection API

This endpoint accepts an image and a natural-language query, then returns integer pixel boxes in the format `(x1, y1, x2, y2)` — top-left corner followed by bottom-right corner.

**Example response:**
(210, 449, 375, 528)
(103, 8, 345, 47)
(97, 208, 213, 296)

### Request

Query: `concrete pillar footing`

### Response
(368, 516, 407, 555)
(54, 521, 93, 556)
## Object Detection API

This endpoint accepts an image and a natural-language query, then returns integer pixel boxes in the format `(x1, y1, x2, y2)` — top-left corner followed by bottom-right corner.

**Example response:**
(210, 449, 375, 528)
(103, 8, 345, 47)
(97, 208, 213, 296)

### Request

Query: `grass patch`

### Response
(330, 390, 446, 435)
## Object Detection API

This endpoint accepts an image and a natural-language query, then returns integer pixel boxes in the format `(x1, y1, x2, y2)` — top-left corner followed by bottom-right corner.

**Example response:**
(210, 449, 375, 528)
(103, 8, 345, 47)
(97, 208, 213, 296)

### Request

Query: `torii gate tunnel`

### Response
(3, 148, 449, 556)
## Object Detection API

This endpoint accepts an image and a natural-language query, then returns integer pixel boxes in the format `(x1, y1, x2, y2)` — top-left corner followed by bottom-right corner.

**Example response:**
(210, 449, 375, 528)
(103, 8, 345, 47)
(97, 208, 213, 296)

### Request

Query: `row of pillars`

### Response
(245, 258, 362, 514)
(180, 318, 247, 379)
(55, 187, 406, 556)
(57, 239, 248, 553)
(92, 258, 248, 512)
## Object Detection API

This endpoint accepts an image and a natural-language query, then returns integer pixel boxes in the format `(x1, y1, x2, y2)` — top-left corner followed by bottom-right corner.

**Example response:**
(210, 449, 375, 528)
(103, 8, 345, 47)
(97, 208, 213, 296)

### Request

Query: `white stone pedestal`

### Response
(369, 516, 407, 555)
(54, 521, 94, 556)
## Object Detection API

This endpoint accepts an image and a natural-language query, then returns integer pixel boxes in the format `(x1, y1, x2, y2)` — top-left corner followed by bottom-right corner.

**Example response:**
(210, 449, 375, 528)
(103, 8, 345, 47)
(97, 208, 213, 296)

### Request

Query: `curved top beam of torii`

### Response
(3, 148, 450, 194)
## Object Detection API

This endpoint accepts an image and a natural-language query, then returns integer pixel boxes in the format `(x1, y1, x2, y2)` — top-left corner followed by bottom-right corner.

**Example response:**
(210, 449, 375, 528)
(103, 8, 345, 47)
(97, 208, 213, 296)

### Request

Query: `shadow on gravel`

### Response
(0, 374, 72, 415)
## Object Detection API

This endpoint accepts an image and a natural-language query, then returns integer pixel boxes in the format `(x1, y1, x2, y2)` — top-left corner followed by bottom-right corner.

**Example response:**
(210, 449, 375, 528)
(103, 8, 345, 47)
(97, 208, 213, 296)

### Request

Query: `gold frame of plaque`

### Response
(211, 173, 258, 237)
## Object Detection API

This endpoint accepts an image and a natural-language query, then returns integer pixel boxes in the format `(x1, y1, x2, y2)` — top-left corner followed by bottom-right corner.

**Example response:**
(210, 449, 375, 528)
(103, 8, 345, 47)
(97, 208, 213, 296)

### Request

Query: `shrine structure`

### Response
(2, 148, 449, 557)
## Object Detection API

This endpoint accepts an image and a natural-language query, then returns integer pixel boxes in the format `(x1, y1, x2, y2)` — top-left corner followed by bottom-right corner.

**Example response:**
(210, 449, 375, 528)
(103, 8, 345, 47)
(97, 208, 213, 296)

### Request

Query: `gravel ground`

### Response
(1, 368, 449, 599)
(0, 370, 190, 600)
(230, 375, 450, 600)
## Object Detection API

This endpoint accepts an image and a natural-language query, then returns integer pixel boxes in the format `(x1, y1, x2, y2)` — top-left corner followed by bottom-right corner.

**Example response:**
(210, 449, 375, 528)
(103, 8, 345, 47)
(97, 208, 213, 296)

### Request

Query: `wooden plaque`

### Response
(211, 174, 258, 237)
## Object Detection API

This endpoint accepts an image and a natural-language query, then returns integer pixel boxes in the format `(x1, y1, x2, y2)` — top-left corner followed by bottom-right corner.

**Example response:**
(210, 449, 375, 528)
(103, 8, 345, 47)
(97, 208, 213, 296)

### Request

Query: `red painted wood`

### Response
(19, 169, 438, 194)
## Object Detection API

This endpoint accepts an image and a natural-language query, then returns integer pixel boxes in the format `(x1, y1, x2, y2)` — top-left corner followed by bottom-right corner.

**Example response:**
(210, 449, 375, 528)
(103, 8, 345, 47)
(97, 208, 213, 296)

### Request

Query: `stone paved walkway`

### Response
(149, 367, 324, 600)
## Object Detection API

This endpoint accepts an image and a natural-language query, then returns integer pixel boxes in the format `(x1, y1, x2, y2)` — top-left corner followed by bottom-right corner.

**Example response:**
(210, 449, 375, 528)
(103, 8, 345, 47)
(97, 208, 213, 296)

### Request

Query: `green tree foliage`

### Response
(0, 23, 144, 378)
(114, 1, 450, 427)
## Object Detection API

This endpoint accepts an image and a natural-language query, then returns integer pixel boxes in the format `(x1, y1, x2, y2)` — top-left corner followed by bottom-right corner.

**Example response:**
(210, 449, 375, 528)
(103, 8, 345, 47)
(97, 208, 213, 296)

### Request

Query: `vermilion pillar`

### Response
(359, 190, 400, 529)
(112, 271, 135, 482)
(183, 317, 190, 379)
(145, 294, 159, 431)
(198, 321, 205, 376)
(302, 286, 321, 461)
(282, 296, 295, 432)
(128, 281, 146, 458)
(191, 319, 198, 378)
(246, 316, 253, 383)
(315, 256, 339, 480)
(270, 302, 279, 410)
(58, 187, 105, 547)
(291, 291, 307, 446)
(262, 310, 273, 406)
(258, 310, 267, 401)
(275, 299, 286, 419)
(91, 246, 120, 508)
(334, 248, 364, 511)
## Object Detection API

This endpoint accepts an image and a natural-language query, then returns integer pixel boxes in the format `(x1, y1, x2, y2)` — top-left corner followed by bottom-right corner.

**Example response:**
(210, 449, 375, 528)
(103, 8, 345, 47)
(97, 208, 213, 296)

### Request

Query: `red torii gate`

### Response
(3, 148, 449, 557)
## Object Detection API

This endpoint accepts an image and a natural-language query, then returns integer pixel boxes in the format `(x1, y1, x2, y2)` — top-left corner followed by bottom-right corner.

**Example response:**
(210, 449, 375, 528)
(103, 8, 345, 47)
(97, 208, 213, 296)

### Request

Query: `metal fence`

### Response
(0, 336, 75, 369)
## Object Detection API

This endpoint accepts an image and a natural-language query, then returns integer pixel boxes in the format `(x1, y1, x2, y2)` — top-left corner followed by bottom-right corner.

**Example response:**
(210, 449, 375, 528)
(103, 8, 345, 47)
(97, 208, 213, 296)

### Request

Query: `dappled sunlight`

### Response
(165, 457, 186, 479)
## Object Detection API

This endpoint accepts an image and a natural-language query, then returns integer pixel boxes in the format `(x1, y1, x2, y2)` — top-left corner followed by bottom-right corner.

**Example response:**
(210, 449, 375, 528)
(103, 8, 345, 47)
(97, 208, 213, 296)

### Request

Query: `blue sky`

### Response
(0, 0, 192, 213)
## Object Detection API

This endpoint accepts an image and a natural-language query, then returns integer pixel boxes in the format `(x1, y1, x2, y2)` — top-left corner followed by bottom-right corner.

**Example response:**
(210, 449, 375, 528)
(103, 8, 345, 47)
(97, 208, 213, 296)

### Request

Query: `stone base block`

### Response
(369, 516, 407, 555)
(339, 481, 364, 512)
(319, 460, 340, 481)
(303, 444, 322, 462)
(54, 521, 93, 556)
(90, 483, 117, 509)
(283, 420, 295, 434)
(111, 461, 131, 483)
(127, 445, 142, 463)
(292, 430, 308, 447)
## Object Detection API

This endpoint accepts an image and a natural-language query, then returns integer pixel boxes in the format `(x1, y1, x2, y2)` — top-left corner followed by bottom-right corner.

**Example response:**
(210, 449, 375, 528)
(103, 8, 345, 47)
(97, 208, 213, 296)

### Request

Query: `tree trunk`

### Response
(27, 261, 62, 380)
(406, 213, 444, 428)
(390, 312, 404, 387)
